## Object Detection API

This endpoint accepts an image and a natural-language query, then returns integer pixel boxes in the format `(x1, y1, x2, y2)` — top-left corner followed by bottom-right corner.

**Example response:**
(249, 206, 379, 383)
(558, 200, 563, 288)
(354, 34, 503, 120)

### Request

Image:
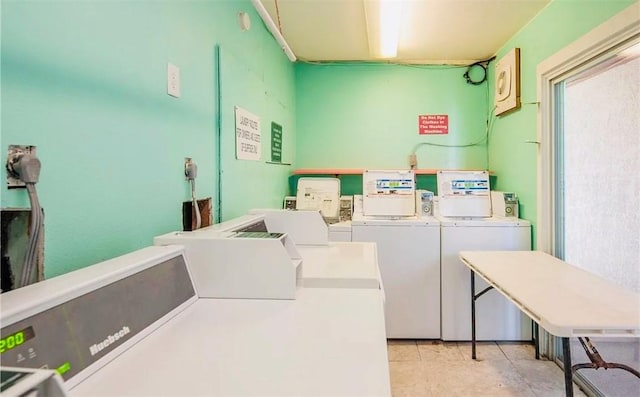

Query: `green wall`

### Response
(1, 0, 295, 277)
(218, 47, 296, 220)
(294, 0, 635, 249)
(2, 0, 633, 279)
(489, 0, 636, 247)
(295, 63, 490, 170)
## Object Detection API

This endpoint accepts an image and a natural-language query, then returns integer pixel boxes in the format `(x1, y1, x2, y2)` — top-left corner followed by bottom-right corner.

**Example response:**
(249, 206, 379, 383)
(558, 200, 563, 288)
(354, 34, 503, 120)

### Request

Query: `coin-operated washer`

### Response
(0, 246, 391, 396)
(436, 170, 532, 341)
(351, 170, 442, 339)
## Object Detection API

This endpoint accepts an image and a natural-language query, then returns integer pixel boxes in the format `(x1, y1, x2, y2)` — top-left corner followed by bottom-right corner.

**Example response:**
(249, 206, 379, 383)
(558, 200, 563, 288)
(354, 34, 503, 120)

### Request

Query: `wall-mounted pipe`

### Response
(214, 45, 222, 223)
(251, 0, 297, 62)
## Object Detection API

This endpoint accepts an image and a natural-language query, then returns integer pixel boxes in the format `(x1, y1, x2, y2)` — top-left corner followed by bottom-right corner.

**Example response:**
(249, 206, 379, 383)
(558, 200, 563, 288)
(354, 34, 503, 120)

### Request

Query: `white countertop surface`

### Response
(459, 250, 640, 338)
(70, 288, 390, 397)
(297, 242, 381, 289)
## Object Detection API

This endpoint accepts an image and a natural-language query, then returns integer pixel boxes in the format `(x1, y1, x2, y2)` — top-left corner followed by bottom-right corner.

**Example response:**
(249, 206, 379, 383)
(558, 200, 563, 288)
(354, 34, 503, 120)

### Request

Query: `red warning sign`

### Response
(418, 115, 448, 135)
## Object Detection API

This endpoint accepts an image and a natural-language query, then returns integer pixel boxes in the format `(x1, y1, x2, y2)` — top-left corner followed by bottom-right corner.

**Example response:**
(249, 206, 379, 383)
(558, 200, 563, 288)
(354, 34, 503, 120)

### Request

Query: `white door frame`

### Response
(536, 1, 640, 255)
(534, 2, 640, 360)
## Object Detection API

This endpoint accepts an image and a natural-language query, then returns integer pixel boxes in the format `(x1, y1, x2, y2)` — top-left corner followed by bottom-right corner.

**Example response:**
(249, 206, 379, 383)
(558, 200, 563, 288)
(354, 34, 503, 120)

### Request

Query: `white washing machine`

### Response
(352, 214, 441, 339)
(439, 216, 532, 341)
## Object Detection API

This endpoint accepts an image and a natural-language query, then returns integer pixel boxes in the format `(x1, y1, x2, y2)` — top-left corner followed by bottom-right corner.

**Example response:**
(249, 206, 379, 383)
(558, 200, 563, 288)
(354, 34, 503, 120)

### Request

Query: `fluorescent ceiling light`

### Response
(364, 0, 405, 59)
(620, 42, 640, 59)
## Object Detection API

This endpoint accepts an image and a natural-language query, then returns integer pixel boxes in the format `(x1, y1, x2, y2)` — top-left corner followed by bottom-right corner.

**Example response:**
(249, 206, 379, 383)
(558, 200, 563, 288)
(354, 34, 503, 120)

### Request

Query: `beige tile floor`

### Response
(388, 340, 588, 397)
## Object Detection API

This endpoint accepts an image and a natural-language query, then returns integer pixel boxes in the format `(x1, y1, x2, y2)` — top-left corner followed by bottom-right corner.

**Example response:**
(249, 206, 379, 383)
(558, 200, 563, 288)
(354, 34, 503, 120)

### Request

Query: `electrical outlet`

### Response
(184, 157, 197, 180)
(167, 63, 181, 98)
(6, 145, 37, 188)
(409, 153, 417, 169)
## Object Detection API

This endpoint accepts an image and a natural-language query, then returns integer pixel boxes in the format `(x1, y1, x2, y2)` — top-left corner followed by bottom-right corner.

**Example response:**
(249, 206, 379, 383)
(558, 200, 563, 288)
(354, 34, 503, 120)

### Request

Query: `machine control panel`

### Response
(437, 171, 491, 217)
(233, 231, 285, 239)
(491, 191, 519, 218)
(1, 367, 69, 397)
(416, 190, 434, 216)
(0, 253, 195, 383)
(283, 196, 296, 210)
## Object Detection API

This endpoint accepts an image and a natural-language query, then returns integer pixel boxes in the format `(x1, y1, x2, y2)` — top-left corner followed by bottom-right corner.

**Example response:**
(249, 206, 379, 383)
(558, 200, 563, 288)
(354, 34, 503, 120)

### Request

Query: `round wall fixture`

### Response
(463, 62, 487, 85)
(238, 12, 251, 31)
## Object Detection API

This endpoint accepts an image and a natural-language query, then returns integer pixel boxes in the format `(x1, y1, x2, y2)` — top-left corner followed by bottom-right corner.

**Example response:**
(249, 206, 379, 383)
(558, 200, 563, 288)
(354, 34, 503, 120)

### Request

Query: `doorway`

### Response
(553, 41, 640, 397)
(536, 4, 640, 396)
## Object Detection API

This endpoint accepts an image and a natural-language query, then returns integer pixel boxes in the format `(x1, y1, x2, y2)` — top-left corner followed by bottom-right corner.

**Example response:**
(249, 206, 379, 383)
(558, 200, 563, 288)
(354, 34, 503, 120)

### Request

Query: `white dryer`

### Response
(352, 214, 441, 339)
(439, 216, 532, 341)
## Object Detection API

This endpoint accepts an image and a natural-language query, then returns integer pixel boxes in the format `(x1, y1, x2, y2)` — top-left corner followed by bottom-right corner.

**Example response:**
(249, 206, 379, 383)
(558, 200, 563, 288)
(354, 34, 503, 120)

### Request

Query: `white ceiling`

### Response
(259, 0, 550, 64)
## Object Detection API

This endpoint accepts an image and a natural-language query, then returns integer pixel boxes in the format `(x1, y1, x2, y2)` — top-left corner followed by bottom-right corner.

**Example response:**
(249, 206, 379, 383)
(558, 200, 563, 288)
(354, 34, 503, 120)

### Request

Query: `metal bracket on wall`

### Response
(6, 145, 37, 189)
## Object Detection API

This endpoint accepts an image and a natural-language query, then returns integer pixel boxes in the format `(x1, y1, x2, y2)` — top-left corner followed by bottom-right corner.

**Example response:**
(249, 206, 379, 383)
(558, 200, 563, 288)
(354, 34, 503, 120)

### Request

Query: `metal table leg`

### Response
(561, 336, 640, 397)
(470, 269, 494, 361)
(562, 337, 574, 397)
(573, 337, 640, 377)
(533, 321, 540, 360)
(471, 269, 476, 359)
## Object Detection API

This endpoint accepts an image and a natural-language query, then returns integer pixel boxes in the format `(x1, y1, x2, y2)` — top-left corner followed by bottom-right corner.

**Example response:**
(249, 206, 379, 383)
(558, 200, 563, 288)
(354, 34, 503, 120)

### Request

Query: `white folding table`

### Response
(459, 250, 640, 397)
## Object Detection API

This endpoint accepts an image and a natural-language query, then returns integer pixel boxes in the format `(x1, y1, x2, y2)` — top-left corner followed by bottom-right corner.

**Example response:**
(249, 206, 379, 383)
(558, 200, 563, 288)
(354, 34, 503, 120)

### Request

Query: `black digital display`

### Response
(0, 326, 35, 354)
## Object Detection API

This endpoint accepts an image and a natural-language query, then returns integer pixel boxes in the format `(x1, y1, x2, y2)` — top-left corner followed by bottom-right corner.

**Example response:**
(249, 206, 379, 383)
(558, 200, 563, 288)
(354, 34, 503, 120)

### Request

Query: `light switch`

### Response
(167, 63, 180, 98)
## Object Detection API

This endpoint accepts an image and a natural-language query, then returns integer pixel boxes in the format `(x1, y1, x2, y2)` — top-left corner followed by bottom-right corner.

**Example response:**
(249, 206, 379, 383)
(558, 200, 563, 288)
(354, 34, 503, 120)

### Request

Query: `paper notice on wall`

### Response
(235, 106, 261, 161)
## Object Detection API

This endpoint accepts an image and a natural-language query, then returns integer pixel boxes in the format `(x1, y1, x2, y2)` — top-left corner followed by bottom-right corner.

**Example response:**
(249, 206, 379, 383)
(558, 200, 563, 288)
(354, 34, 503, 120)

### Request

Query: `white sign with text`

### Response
(235, 106, 261, 161)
